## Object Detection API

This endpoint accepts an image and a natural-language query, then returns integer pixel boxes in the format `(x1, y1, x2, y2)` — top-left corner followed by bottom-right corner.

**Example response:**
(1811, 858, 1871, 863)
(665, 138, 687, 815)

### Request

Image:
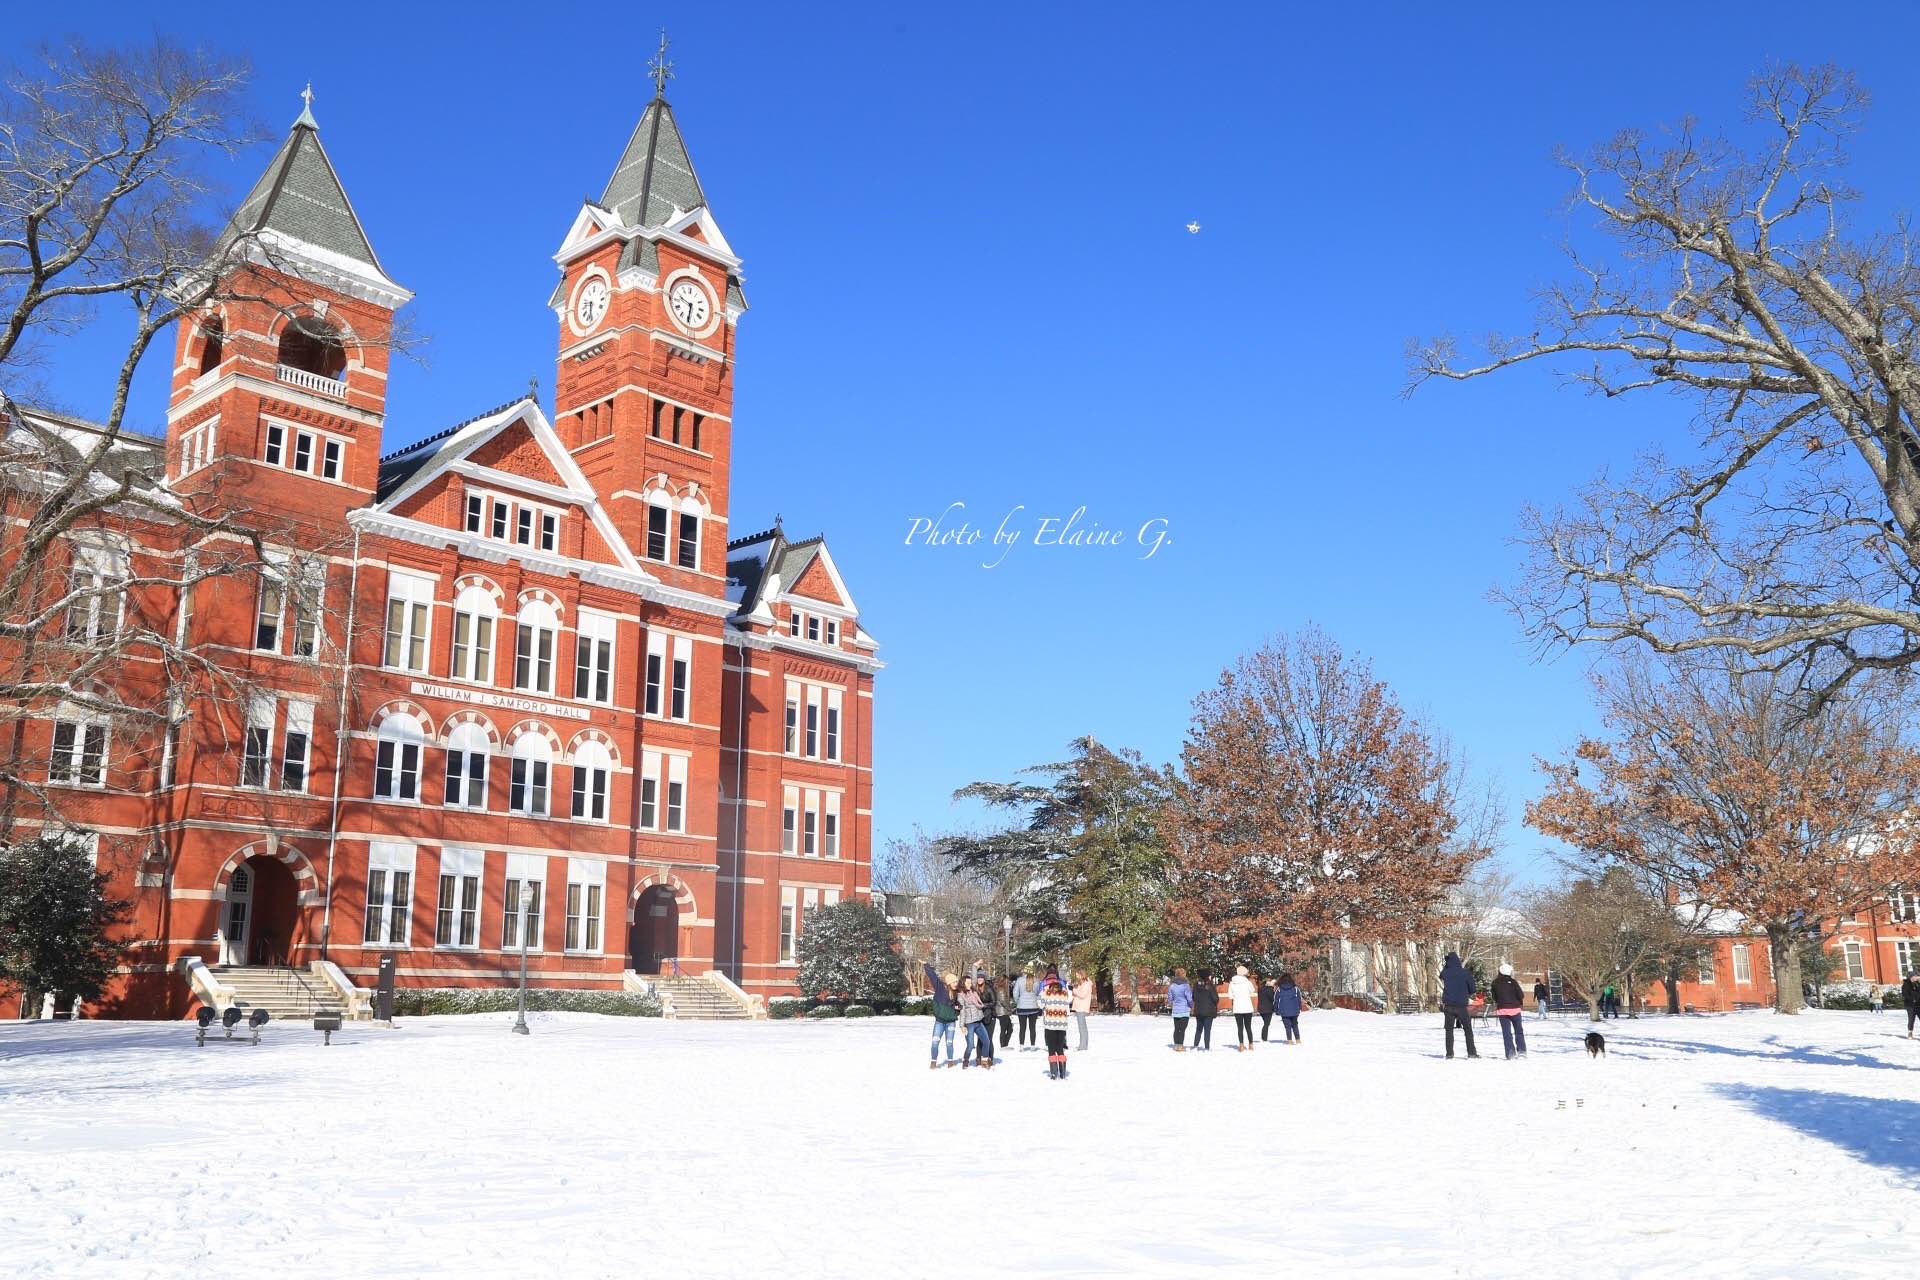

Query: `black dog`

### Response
(1585, 1031, 1606, 1058)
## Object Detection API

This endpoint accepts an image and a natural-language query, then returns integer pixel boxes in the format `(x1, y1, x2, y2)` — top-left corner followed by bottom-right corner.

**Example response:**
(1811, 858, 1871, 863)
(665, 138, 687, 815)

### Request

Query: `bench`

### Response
(195, 1006, 269, 1046)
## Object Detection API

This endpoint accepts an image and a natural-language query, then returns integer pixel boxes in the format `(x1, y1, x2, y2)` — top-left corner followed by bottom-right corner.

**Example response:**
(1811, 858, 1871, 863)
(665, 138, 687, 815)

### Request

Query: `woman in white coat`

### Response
(1228, 964, 1257, 1051)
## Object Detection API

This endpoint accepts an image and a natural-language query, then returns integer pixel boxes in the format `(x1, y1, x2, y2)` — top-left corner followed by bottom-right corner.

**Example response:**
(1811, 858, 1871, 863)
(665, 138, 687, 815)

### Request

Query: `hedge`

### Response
(390, 988, 663, 1018)
(845, 1004, 875, 1018)
(806, 1004, 844, 1019)
(768, 996, 806, 1020)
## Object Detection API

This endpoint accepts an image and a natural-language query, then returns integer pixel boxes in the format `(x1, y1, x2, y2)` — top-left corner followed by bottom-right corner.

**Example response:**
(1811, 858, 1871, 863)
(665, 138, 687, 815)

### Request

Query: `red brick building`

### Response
(15, 80, 878, 1017)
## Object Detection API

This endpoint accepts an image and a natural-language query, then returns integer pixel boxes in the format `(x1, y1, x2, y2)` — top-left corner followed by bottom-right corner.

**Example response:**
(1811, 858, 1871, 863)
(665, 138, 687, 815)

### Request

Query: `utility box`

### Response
(376, 952, 396, 1022)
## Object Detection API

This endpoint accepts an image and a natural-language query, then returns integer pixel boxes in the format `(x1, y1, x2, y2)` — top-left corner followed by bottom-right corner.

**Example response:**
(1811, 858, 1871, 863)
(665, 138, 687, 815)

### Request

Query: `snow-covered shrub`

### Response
(768, 996, 805, 1020)
(390, 988, 662, 1017)
(806, 1003, 844, 1019)
(844, 1004, 875, 1018)
(1814, 980, 1884, 1010)
(898, 996, 932, 1017)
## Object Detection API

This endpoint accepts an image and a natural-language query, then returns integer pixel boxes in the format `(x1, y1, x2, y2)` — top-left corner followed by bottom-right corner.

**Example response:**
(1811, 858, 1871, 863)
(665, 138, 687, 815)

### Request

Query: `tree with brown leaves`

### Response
(1519, 867, 1678, 1022)
(1526, 657, 1920, 1013)
(1163, 629, 1489, 982)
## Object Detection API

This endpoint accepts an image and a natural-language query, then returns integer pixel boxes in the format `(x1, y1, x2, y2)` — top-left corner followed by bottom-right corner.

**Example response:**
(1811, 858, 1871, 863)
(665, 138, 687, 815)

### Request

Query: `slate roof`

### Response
(376, 394, 534, 500)
(5, 402, 168, 494)
(725, 520, 831, 616)
(222, 105, 397, 285)
(600, 97, 709, 231)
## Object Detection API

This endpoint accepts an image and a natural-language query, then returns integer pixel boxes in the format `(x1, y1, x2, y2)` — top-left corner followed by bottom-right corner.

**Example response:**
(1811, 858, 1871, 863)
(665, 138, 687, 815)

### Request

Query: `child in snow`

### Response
(1274, 972, 1303, 1042)
(1040, 976, 1074, 1079)
(925, 964, 959, 1069)
(1168, 968, 1194, 1051)
(1491, 963, 1527, 1059)
(1228, 965, 1257, 1051)
(1071, 970, 1094, 1052)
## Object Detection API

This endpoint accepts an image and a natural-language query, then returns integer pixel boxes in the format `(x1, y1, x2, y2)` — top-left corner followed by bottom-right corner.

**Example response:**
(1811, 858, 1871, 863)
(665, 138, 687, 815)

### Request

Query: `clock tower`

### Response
(549, 40, 745, 601)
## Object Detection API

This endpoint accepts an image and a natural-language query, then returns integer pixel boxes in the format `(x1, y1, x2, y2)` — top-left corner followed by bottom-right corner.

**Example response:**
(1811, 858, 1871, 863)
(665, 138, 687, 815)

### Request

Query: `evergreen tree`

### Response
(794, 900, 906, 1005)
(936, 737, 1173, 1008)
(0, 834, 130, 1013)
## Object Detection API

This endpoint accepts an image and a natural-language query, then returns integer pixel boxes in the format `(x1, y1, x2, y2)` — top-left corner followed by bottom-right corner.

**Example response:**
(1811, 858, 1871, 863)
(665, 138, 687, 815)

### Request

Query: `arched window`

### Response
(513, 599, 559, 694)
(198, 320, 224, 377)
(676, 494, 702, 570)
(571, 740, 612, 822)
(510, 732, 552, 816)
(451, 585, 497, 683)
(374, 712, 425, 801)
(644, 490, 672, 562)
(443, 720, 491, 810)
(276, 314, 346, 380)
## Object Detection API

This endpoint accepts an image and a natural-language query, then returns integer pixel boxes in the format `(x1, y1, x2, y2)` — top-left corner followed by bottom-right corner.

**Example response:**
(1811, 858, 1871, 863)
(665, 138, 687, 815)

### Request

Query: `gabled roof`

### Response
(599, 97, 708, 231)
(371, 396, 646, 577)
(726, 520, 861, 620)
(221, 99, 406, 300)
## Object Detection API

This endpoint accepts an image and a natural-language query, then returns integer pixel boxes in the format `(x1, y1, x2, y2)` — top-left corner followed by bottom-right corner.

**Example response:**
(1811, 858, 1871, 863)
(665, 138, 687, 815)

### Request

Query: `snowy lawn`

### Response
(3, 1008, 1917, 1278)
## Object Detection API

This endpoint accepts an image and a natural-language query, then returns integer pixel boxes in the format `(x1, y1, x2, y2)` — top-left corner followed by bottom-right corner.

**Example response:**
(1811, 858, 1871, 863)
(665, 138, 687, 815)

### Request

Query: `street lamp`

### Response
(512, 884, 538, 1037)
(1002, 914, 1013, 978)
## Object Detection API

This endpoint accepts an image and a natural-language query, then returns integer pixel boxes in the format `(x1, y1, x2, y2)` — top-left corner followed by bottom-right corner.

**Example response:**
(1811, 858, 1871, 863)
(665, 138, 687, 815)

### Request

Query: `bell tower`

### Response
(550, 35, 745, 600)
(164, 88, 411, 531)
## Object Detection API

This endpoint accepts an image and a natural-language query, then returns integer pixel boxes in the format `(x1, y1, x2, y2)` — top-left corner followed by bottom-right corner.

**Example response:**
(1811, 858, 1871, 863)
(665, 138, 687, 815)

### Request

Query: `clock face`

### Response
(668, 279, 712, 332)
(574, 277, 609, 331)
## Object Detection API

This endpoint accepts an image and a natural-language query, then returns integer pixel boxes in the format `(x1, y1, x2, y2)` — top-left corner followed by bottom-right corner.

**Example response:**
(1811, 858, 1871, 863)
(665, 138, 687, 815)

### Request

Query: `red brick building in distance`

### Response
(16, 77, 879, 1017)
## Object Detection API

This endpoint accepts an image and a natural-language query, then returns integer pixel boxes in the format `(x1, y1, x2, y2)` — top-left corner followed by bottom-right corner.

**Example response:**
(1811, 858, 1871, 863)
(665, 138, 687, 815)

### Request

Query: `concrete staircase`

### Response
(209, 966, 344, 1021)
(648, 974, 753, 1021)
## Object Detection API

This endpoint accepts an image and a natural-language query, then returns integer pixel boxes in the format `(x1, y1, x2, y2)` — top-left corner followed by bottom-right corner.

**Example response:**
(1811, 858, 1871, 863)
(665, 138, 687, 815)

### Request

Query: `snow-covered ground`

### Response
(4, 1008, 1917, 1278)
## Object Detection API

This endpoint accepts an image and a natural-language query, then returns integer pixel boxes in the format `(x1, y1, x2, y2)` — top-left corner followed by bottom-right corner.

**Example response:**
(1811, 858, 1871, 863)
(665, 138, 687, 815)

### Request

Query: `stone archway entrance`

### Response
(630, 884, 680, 975)
(220, 853, 298, 966)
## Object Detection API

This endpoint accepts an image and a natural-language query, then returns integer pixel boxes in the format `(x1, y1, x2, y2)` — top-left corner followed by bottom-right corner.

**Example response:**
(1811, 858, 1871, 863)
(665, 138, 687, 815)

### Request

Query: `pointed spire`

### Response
(217, 92, 408, 302)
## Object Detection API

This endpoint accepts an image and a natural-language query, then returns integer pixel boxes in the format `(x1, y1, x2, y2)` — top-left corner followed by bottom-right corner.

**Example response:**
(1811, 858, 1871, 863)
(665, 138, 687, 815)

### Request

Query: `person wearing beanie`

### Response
(1228, 964, 1257, 1051)
(1040, 976, 1074, 1079)
(925, 963, 959, 1069)
(1490, 962, 1528, 1059)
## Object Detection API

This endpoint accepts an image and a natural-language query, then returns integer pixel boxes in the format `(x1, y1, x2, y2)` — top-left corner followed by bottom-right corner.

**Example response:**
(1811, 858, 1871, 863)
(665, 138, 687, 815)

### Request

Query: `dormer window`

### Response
(277, 315, 346, 380)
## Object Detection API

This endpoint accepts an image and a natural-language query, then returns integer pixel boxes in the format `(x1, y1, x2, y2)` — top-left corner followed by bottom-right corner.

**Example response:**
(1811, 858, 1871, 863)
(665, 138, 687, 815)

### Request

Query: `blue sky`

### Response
(13, 5, 1920, 878)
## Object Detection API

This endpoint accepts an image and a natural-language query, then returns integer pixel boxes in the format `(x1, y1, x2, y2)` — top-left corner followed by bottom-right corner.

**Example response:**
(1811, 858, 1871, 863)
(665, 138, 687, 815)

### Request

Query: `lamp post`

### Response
(512, 885, 537, 1036)
(1002, 914, 1012, 979)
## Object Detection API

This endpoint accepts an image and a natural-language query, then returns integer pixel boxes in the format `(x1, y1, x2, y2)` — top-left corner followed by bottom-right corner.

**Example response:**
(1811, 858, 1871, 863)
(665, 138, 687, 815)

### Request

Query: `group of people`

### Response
(1164, 965, 1304, 1051)
(924, 962, 1094, 1079)
(1438, 952, 1532, 1060)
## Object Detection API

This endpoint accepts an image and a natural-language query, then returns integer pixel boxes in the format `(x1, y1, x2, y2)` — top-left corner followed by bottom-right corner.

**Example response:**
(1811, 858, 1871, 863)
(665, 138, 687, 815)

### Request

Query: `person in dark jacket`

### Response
(1191, 969, 1219, 1050)
(1274, 972, 1303, 1042)
(995, 976, 1015, 1048)
(1167, 968, 1194, 1051)
(1439, 952, 1479, 1059)
(1256, 975, 1275, 1042)
(1532, 979, 1550, 1020)
(924, 963, 958, 1069)
(1490, 963, 1527, 1059)
(973, 967, 998, 1067)
(1901, 974, 1920, 1038)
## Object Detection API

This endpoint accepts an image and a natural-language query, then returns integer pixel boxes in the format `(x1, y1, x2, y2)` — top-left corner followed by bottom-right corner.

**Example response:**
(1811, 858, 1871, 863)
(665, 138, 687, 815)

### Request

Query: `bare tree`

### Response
(0, 42, 390, 848)
(1411, 64, 1920, 709)
(873, 830, 1005, 989)
(1520, 868, 1677, 1022)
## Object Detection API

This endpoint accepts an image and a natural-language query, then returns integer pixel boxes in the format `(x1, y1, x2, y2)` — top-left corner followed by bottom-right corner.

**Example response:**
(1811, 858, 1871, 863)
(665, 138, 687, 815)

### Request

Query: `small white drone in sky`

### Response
(1186, 221, 1202, 234)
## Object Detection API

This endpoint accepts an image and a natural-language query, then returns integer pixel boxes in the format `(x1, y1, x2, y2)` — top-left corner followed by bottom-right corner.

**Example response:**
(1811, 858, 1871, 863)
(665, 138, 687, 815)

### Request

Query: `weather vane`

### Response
(649, 29, 675, 99)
